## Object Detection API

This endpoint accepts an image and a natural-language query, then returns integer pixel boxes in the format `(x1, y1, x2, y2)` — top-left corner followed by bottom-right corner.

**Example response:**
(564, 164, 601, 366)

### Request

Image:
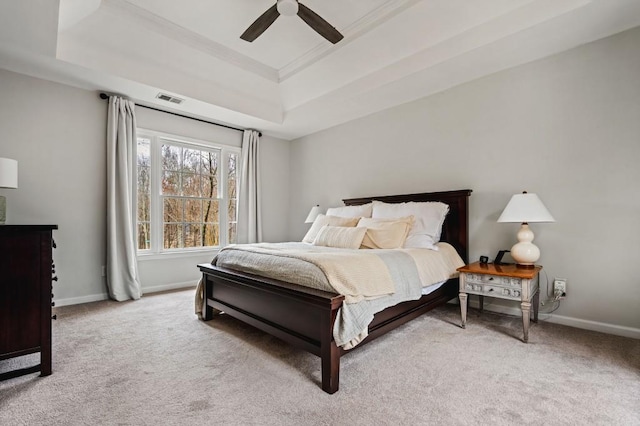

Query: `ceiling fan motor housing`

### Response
(277, 0, 299, 16)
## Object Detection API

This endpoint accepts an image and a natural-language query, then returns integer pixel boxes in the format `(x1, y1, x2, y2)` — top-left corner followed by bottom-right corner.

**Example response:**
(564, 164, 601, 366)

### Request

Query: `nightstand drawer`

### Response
(464, 273, 522, 288)
(463, 282, 522, 300)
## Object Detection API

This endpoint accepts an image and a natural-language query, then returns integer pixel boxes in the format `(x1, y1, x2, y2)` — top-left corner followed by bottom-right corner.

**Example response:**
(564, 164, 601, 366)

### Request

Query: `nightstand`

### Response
(457, 262, 542, 343)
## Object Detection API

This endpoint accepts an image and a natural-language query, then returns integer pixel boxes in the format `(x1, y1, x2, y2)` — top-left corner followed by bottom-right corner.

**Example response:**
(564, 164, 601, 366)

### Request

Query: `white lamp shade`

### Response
(0, 158, 18, 189)
(305, 205, 322, 223)
(497, 192, 554, 223)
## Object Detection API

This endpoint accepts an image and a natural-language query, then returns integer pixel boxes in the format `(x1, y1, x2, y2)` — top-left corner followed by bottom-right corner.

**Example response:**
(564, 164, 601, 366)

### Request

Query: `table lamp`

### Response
(0, 158, 18, 225)
(305, 205, 322, 223)
(497, 191, 554, 267)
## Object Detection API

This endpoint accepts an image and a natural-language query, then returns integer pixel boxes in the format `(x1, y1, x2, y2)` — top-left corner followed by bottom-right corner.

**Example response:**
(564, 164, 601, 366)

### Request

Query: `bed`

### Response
(197, 189, 471, 393)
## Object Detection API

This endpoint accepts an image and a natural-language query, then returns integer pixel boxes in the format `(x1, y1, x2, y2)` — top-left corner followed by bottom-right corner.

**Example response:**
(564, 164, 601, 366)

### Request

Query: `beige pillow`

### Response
(312, 226, 367, 249)
(302, 214, 359, 243)
(357, 216, 414, 249)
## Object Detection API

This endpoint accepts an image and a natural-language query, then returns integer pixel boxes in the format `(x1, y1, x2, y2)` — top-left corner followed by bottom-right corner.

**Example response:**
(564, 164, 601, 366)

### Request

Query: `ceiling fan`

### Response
(240, 0, 344, 44)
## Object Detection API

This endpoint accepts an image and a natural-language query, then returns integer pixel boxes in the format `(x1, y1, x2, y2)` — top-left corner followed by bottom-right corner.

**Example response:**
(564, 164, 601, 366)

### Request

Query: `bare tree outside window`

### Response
(161, 143, 219, 249)
(135, 133, 239, 254)
(137, 138, 151, 250)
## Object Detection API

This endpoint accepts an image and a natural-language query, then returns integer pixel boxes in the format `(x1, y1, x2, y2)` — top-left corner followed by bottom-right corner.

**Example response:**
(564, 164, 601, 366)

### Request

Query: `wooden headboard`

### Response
(342, 189, 472, 263)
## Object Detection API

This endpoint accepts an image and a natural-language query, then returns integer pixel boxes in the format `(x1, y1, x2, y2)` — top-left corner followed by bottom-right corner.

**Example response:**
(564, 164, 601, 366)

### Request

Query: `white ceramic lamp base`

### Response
(510, 223, 540, 267)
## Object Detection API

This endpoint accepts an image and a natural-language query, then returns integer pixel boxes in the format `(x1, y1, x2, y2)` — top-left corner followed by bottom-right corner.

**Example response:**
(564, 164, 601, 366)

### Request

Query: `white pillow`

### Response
(313, 226, 367, 249)
(357, 216, 414, 249)
(302, 214, 360, 243)
(325, 203, 372, 218)
(372, 200, 449, 249)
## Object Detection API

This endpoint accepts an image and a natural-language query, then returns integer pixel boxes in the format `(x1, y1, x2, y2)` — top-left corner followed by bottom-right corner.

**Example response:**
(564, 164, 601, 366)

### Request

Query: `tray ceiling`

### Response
(2, 0, 640, 139)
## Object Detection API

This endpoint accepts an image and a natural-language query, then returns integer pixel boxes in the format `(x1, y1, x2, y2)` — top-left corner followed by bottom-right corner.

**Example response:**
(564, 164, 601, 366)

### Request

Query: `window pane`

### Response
(185, 199, 202, 223)
(138, 166, 151, 194)
(184, 224, 203, 248)
(162, 144, 181, 171)
(227, 199, 237, 225)
(138, 194, 150, 222)
(201, 151, 219, 197)
(227, 153, 237, 199)
(203, 223, 219, 247)
(137, 138, 151, 167)
(181, 172, 201, 197)
(162, 171, 180, 196)
(203, 200, 219, 225)
(163, 197, 184, 223)
(183, 148, 201, 174)
(164, 224, 183, 249)
(137, 138, 151, 242)
(228, 222, 237, 245)
(138, 222, 150, 250)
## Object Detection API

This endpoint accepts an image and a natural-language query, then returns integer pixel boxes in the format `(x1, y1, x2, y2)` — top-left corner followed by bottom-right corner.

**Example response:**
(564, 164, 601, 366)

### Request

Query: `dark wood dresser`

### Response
(0, 225, 58, 380)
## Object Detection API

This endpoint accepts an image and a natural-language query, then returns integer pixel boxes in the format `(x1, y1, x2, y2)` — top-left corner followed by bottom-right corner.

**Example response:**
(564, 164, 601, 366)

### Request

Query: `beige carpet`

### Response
(1, 288, 638, 425)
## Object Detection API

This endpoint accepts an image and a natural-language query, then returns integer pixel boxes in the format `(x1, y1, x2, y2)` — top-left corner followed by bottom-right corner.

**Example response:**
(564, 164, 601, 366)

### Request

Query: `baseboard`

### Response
(54, 281, 197, 307)
(546, 314, 640, 339)
(54, 293, 109, 307)
(459, 299, 640, 340)
(142, 281, 197, 294)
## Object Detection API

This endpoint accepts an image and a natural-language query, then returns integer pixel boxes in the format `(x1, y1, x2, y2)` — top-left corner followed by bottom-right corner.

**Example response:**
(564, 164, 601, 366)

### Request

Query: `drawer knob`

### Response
(52, 276, 58, 281)
(51, 301, 55, 307)
(52, 314, 57, 320)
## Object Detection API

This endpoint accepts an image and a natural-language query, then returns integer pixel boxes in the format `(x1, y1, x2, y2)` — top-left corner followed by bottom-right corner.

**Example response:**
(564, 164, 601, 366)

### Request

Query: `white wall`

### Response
(0, 69, 291, 305)
(0, 68, 107, 305)
(289, 27, 640, 335)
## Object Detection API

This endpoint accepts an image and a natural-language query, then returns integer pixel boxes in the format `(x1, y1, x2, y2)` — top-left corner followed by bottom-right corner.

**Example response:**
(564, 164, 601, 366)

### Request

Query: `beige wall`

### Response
(0, 68, 291, 304)
(289, 27, 640, 334)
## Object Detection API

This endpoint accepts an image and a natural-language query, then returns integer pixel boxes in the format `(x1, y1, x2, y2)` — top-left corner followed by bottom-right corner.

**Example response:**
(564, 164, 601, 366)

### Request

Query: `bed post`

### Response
(201, 276, 215, 321)
(320, 306, 340, 394)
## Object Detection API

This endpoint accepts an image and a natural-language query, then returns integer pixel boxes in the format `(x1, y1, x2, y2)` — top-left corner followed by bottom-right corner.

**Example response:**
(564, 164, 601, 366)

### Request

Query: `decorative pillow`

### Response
(302, 214, 359, 243)
(326, 203, 372, 218)
(312, 226, 367, 249)
(357, 216, 414, 249)
(372, 200, 449, 249)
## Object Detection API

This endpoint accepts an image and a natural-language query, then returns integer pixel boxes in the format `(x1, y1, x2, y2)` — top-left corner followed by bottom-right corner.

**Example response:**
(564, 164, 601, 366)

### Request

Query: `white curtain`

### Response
(106, 96, 142, 301)
(237, 130, 262, 244)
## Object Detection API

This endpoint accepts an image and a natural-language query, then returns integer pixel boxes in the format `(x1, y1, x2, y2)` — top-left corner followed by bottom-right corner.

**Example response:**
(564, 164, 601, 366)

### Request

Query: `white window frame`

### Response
(135, 128, 240, 260)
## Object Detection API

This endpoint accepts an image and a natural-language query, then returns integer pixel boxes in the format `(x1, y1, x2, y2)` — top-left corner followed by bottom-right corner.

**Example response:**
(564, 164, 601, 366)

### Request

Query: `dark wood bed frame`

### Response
(199, 189, 471, 394)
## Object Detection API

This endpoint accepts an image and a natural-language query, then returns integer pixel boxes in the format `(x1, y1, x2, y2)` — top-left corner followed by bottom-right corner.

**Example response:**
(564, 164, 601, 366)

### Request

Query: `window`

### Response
(136, 130, 240, 255)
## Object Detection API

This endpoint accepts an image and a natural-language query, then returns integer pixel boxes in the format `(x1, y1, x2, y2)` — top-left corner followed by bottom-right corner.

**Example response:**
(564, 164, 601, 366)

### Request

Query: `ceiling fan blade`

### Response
(297, 3, 343, 44)
(240, 4, 280, 42)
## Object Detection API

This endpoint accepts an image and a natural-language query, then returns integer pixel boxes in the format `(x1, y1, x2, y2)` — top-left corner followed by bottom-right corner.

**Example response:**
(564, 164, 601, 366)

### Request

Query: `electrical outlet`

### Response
(553, 278, 567, 297)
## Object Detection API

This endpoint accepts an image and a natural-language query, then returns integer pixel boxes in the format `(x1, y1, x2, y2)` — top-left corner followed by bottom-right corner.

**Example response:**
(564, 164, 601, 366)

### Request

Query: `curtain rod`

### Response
(98, 93, 261, 137)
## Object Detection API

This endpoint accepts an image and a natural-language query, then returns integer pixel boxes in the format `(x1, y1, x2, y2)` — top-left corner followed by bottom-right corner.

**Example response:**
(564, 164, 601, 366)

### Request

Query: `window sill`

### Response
(137, 248, 220, 262)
